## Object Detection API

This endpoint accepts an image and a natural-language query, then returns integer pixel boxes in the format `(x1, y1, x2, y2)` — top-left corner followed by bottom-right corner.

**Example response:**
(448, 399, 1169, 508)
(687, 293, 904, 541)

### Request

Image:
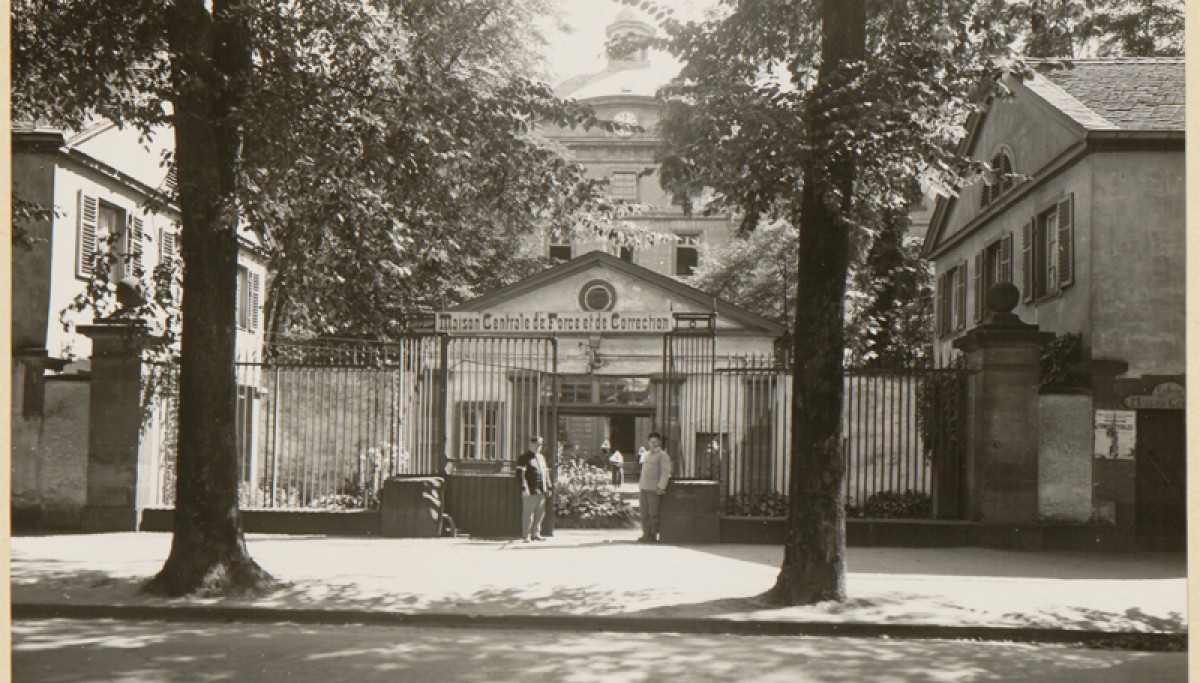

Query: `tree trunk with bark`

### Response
(766, 0, 866, 606)
(144, 0, 272, 597)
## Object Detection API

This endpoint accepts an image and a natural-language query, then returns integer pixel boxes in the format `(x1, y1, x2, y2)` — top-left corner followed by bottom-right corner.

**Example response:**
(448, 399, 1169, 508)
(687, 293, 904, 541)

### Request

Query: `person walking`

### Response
(606, 442, 625, 486)
(638, 432, 671, 543)
(516, 435, 551, 542)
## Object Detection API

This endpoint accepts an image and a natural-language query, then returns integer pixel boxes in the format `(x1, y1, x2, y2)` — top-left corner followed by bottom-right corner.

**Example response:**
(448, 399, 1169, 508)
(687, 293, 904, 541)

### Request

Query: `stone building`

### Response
(922, 58, 1186, 549)
(541, 8, 737, 278)
(11, 122, 270, 529)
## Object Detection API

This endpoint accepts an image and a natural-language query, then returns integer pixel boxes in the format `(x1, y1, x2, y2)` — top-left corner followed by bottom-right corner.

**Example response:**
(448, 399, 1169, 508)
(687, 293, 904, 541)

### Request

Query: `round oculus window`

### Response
(579, 280, 617, 312)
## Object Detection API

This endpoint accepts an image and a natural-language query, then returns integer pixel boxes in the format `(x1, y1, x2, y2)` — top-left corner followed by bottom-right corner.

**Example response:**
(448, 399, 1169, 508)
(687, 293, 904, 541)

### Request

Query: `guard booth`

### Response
(393, 251, 784, 536)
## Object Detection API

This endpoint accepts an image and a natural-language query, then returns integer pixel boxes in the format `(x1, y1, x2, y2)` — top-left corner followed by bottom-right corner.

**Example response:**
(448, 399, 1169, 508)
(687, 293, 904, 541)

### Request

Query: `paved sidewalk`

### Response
(10, 529, 1187, 645)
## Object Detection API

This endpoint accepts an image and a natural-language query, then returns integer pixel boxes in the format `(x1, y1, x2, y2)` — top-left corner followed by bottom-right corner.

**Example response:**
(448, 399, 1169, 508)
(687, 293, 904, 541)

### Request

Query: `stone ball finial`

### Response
(115, 276, 144, 310)
(985, 282, 1019, 314)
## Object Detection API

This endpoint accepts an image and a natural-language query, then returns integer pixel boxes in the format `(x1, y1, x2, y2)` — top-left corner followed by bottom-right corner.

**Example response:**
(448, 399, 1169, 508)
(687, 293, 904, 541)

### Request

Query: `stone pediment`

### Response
(449, 251, 783, 337)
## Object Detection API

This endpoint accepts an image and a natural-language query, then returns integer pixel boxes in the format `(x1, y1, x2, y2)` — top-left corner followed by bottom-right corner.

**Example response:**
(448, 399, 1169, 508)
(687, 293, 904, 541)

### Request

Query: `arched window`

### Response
(980, 151, 1015, 208)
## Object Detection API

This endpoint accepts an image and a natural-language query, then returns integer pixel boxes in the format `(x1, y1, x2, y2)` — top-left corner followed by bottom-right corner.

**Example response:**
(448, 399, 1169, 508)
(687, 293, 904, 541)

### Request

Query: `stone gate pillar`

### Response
(953, 284, 1053, 549)
(78, 321, 150, 531)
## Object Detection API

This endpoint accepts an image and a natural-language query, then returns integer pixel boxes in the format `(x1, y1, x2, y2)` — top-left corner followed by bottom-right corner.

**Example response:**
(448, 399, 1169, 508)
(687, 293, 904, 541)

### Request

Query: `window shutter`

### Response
(972, 251, 984, 323)
(954, 265, 967, 331)
(76, 192, 99, 279)
(1021, 219, 1034, 303)
(130, 216, 145, 277)
(1000, 233, 1013, 283)
(160, 226, 176, 263)
(936, 272, 947, 337)
(1045, 212, 1058, 293)
(249, 271, 261, 333)
(1056, 194, 1074, 288)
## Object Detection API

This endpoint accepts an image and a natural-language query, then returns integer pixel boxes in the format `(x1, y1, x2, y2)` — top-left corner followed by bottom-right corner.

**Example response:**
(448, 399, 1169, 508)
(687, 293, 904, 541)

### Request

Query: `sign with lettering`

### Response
(1093, 410, 1136, 460)
(436, 311, 672, 335)
(1123, 382, 1185, 410)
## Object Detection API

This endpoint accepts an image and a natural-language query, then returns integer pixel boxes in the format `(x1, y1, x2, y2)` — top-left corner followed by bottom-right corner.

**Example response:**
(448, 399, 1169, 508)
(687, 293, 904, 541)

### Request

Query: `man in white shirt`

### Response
(637, 432, 671, 543)
(516, 436, 551, 542)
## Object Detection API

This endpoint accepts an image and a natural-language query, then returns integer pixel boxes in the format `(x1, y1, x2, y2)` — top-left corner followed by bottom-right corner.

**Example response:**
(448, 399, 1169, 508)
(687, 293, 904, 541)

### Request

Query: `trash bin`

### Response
(380, 477, 444, 537)
(659, 480, 720, 544)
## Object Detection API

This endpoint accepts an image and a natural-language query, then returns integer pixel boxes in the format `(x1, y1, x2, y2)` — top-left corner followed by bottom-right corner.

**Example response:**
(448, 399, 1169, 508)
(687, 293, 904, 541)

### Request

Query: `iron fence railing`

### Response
(142, 343, 967, 519)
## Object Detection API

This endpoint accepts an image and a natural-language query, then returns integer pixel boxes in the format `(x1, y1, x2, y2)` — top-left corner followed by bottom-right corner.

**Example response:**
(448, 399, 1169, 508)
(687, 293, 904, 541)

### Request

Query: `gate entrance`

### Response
(1135, 410, 1186, 550)
(398, 324, 560, 475)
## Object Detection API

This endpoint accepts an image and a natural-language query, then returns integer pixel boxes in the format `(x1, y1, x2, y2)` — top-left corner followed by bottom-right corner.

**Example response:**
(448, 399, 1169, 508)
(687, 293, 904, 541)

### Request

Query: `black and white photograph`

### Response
(6, 0, 1190, 680)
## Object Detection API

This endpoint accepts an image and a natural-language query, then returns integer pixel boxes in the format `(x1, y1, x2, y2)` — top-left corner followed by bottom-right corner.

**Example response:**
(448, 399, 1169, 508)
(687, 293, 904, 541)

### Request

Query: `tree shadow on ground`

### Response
(679, 544, 1187, 580)
(13, 619, 1187, 683)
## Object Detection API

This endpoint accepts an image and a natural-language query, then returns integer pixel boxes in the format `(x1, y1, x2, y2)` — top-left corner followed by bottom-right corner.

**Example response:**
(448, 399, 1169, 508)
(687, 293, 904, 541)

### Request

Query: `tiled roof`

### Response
(1026, 58, 1184, 131)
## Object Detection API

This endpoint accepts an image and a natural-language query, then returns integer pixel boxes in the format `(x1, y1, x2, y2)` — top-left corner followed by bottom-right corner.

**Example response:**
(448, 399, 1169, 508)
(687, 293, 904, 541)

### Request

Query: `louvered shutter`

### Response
(1021, 220, 1034, 303)
(159, 226, 172, 262)
(1056, 194, 1074, 288)
(130, 216, 145, 277)
(954, 265, 967, 331)
(1045, 212, 1058, 294)
(1000, 233, 1013, 283)
(77, 192, 99, 279)
(249, 271, 261, 333)
(936, 272, 947, 336)
(972, 251, 984, 323)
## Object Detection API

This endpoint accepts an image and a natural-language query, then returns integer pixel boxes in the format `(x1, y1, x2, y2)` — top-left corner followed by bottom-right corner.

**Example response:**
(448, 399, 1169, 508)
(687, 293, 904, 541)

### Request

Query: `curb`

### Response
(13, 603, 1187, 652)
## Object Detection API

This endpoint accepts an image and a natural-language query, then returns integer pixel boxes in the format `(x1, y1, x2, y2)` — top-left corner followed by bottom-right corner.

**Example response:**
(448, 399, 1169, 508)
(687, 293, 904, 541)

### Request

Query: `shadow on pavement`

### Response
(678, 544, 1187, 580)
(13, 619, 1186, 683)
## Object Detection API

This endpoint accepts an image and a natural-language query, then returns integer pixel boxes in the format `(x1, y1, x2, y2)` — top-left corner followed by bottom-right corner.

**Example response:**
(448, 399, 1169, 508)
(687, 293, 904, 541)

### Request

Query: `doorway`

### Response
(1135, 410, 1186, 551)
(609, 415, 637, 456)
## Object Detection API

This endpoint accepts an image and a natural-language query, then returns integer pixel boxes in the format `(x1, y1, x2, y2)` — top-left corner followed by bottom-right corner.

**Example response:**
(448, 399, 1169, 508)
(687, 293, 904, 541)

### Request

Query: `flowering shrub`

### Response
(723, 491, 789, 517)
(553, 461, 636, 528)
(848, 490, 932, 519)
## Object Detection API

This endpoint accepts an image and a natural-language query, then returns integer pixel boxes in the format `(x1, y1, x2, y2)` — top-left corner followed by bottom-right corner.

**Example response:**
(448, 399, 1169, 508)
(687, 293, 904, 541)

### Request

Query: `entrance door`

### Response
(609, 415, 637, 456)
(1135, 410, 1186, 551)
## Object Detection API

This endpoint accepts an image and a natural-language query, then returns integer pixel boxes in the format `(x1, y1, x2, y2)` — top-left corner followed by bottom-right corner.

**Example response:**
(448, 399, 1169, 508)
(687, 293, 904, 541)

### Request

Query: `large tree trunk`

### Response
(766, 0, 866, 606)
(144, 0, 272, 597)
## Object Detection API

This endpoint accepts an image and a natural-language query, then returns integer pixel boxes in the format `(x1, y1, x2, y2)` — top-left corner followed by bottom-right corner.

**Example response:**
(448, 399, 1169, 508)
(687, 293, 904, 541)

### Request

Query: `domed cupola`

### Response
(605, 8, 655, 69)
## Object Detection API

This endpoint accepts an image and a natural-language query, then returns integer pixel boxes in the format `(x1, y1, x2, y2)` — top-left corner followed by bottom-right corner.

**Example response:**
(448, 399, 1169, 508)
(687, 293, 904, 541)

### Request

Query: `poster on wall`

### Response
(1093, 410, 1136, 460)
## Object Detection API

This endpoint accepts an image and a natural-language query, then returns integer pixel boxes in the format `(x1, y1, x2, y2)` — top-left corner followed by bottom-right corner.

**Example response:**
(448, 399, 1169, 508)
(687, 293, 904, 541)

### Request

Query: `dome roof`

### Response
(559, 57, 679, 100)
(557, 9, 678, 100)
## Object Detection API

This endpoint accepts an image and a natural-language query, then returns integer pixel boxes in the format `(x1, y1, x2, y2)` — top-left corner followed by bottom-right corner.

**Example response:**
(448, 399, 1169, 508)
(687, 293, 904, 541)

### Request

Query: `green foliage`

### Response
(845, 210, 934, 367)
(848, 490, 932, 519)
(723, 491, 789, 518)
(553, 461, 636, 529)
(1040, 332, 1087, 389)
(688, 220, 798, 334)
(11, 197, 56, 249)
(916, 358, 969, 469)
(996, 0, 1184, 58)
(238, 0, 629, 347)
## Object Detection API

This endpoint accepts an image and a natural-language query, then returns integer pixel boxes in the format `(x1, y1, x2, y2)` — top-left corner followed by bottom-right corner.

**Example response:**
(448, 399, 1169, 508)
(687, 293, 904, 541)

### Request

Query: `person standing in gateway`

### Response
(638, 432, 671, 543)
(516, 436, 551, 542)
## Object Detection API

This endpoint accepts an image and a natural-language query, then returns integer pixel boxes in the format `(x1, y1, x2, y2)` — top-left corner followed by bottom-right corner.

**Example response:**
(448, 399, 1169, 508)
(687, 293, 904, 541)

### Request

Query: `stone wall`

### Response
(1037, 392, 1093, 522)
(11, 359, 90, 530)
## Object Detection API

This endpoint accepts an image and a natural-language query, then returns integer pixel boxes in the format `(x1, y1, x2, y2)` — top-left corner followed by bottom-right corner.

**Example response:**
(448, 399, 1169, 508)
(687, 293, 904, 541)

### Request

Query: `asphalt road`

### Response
(12, 619, 1187, 683)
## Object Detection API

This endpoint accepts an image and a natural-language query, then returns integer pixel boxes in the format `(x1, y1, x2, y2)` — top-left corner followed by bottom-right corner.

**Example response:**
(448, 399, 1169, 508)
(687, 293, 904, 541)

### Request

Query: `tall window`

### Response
(937, 263, 967, 337)
(675, 234, 700, 275)
(980, 151, 1015, 207)
(1022, 195, 1074, 303)
(549, 242, 572, 262)
(77, 194, 142, 280)
(460, 402, 501, 460)
(973, 234, 1013, 322)
(609, 172, 638, 201)
(236, 266, 261, 332)
(608, 233, 634, 262)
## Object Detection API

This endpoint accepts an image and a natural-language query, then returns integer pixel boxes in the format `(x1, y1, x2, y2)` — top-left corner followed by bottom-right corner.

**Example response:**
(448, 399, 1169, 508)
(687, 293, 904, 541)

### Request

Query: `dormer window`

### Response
(980, 151, 1015, 208)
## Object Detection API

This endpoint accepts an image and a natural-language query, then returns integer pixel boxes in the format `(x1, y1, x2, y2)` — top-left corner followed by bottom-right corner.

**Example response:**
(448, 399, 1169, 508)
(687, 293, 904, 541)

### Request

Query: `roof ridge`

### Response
(1024, 71, 1114, 129)
(1027, 56, 1184, 65)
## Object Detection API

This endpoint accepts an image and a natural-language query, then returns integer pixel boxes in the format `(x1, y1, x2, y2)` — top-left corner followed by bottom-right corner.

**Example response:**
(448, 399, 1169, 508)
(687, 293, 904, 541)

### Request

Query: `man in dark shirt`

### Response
(516, 435, 551, 542)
